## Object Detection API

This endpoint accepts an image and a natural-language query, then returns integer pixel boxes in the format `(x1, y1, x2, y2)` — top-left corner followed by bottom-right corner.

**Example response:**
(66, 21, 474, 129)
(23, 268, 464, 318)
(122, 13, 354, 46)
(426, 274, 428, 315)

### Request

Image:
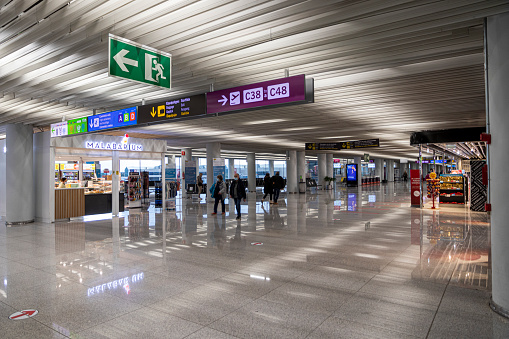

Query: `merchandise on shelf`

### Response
(439, 174, 465, 204)
(128, 172, 142, 208)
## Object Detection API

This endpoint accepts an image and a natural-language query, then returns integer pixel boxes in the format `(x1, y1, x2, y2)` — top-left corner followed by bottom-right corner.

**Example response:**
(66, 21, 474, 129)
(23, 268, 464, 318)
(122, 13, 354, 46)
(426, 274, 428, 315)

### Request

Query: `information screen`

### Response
(137, 94, 206, 124)
(346, 164, 357, 182)
(207, 75, 307, 114)
(88, 107, 137, 132)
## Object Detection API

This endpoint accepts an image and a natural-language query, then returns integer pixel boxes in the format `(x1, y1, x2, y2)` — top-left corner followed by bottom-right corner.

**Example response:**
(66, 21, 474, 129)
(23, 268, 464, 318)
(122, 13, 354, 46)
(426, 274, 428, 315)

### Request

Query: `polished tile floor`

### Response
(1, 182, 508, 338)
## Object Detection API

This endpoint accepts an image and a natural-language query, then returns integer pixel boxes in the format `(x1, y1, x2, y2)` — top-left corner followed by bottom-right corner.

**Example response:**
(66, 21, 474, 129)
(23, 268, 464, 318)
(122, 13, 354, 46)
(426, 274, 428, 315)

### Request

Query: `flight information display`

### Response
(137, 94, 206, 124)
(88, 107, 137, 132)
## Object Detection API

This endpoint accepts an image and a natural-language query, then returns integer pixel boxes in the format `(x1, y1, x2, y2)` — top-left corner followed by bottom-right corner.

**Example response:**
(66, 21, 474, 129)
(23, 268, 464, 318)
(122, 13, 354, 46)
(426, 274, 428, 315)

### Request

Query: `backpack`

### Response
(209, 183, 216, 198)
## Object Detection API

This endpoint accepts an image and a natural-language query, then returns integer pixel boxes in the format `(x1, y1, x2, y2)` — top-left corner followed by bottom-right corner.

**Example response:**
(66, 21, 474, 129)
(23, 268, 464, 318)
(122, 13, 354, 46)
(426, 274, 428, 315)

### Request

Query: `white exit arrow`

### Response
(113, 49, 138, 72)
(218, 95, 228, 106)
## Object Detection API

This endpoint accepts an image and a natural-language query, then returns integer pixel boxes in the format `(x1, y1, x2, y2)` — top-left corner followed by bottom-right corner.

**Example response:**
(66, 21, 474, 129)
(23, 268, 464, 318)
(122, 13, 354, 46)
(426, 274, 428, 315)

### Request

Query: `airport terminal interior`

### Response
(1, 1, 509, 338)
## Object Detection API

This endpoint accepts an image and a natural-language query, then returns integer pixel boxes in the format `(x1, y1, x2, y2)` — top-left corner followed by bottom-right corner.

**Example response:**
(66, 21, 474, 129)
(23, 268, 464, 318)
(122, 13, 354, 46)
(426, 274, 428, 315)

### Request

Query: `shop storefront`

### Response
(50, 134, 167, 221)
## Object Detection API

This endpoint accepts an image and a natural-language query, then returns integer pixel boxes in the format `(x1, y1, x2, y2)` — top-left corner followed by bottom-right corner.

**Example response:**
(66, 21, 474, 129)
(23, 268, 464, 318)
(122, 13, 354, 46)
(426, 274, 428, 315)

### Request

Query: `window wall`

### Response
(274, 161, 286, 178)
(256, 160, 269, 178)
(234, 159, 248, 178)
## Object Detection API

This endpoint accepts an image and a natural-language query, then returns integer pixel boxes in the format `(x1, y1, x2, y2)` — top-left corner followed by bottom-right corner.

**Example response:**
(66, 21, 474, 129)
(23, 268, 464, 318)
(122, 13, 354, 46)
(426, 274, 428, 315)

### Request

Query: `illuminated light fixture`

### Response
(280, 126, 317, 132)
(250, 274, 271, 281)
(243, 118, 287, 125)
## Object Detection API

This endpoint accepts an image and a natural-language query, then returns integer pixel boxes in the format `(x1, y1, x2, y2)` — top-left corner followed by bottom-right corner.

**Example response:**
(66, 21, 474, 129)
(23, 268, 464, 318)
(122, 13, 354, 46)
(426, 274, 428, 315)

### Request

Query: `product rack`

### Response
(128, 172, 142, 208)
(439, 174, 465, 205)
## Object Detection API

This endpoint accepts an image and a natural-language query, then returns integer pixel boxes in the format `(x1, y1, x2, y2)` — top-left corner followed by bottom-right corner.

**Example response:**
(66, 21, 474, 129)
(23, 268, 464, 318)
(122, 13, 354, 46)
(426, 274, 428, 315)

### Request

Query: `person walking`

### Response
(402, 171, 408, 182)
(230, 173, 246, 220)
(212, 175, 226, 215)
(271, 171, 284, 205)
(261, 173, 273, 203)
(197, 173, 204, 196)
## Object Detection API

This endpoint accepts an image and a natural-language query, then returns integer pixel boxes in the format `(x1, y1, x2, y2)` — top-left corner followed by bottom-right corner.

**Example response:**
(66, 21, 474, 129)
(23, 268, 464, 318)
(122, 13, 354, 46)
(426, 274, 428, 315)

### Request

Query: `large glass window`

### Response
(234, 159, 248, 178)
(256, 160, 269, 178)
(308, 160, 318, 180)
(120, 160, 162, 181)
(225, 159, 230, 179)
(274, 161, 286, 178)
(198, 158, 207, 183)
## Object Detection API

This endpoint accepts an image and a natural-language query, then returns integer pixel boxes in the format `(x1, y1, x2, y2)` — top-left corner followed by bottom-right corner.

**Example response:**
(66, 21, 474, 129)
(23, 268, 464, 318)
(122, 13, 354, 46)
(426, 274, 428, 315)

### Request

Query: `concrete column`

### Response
(78, 157, 83, 182)
(33, 131, 53, 223)
(387, 160, 394, 182)
(5, 124, 35, 224)
(488, 12, 509, 319)
(228, 158, 235, 179)
(247, 152, 256, 192)
(269, 160, 274, 176)
(326, 153, 334, 179)
(112, 150, 120, 216)
(206, 143, 221, 201)
(0, 139, 5, 216)
(161, 152, 166, 209)
(167, 155, 176, 179)
(181, 148, 192, 199)
(297, 151, 306, 182)
(287, 150, 297, 193)
(353, 157, 362, 187)
(193, 156, 200, 180)
(374, 158, 382, 179)
(318, 153, 327, 188)
(6, 124, 34, 224)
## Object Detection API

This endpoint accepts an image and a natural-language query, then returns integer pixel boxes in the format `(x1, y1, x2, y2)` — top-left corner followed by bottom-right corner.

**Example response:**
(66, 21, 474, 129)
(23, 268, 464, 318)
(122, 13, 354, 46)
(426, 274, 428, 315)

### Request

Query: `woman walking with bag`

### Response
(212, 175, 226, 215)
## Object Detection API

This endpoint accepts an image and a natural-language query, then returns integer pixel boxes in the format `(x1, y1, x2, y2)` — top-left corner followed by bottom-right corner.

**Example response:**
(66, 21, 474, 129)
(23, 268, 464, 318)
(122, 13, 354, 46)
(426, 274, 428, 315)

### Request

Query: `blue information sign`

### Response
(88, 107, 137, 132)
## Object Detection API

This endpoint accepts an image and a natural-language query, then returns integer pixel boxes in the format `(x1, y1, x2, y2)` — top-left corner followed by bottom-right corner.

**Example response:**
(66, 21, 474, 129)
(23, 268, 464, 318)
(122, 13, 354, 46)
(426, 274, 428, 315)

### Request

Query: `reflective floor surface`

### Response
(1, 182, 508, 338)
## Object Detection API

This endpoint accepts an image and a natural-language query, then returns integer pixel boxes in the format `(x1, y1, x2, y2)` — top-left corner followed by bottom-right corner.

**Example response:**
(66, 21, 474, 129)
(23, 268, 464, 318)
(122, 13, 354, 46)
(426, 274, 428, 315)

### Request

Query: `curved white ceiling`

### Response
(1, 0, 508, 158)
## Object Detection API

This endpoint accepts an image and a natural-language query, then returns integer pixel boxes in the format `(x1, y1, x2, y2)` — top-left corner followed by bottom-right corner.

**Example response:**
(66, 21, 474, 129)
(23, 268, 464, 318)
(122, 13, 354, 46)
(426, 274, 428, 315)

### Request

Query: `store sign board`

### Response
(51, 122, 68, 137)
(68, 117, 88, 135)
(207, 75, 308, 114)
(137, 94, 206, 124)
(87, 107, 137, 132)
(85, 141, 143, 151)
(109, 34, 171, 89)
(306, 139, 379, 151)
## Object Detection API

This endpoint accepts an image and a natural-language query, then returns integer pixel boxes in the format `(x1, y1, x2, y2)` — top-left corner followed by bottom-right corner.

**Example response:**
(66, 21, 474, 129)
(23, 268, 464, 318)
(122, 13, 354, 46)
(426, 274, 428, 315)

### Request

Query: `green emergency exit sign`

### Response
(108, 34, 172, 89)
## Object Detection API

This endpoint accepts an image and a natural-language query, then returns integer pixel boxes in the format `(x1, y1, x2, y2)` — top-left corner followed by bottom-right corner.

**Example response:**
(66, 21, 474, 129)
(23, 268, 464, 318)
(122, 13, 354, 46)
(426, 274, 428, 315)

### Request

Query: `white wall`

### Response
(0, 139, 5, 217)
(33, 131, 54, 223)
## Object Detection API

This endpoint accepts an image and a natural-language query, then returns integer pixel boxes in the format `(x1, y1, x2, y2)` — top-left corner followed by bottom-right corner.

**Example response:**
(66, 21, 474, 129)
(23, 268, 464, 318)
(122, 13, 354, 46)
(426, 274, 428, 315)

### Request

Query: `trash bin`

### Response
(299, 181, 306, 193)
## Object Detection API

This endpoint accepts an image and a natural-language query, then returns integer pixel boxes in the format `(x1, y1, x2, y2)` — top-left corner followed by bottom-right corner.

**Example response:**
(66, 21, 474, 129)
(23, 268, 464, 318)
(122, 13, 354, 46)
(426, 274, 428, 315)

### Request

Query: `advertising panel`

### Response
(207, 75, 307, 114)
(346, 164, 357, 182)
(410, 169, 421, 206)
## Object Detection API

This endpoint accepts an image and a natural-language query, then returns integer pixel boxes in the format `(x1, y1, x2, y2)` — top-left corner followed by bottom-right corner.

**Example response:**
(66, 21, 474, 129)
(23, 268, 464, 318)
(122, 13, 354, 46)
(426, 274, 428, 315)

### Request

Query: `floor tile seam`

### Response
(425, 264, 454, 339)
(31, 314, 73, 339)
(74, 303, 149, 335)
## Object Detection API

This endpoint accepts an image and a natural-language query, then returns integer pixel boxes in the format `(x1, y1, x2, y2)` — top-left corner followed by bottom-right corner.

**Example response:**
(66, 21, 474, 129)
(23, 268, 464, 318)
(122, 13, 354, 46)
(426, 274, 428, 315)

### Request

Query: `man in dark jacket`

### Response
(271, 171, 285, 205)
(230, 173, 246, 220)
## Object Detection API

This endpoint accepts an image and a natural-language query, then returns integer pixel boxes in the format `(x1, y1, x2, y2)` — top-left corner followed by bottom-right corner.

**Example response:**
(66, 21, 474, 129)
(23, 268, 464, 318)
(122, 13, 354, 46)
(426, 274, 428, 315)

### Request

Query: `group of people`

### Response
(208, 171, 286, 220)
(211, 174, 246, 220)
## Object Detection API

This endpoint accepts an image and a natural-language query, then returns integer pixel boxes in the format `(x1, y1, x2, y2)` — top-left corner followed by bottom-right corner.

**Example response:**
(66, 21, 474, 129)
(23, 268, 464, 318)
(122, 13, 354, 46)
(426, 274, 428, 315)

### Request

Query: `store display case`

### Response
(128, 172, 142, 208)
(439, 174, 465, 204)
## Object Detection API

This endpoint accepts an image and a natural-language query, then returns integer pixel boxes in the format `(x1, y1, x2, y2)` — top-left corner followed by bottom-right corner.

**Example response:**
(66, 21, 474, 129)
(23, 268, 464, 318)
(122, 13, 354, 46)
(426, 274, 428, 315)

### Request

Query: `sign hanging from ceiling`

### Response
(109, 34, 172, 90)
(206, 74, 312, 114)
(305, 139, 380, 151)
(137, 94, 206, 124)
(87, 107, 137, 132)
(68, 117, 88, 135)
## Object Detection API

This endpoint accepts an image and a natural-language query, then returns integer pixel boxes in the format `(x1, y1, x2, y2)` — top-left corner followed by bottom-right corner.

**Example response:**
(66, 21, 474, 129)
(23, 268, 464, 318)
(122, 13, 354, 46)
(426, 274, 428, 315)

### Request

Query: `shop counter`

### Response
(55, 188, 85, 219)
(85, 193, 125, 215)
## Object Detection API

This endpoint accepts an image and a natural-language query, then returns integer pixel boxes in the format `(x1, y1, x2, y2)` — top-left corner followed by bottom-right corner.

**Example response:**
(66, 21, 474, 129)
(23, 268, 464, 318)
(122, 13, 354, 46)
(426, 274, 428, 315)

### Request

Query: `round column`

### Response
(353, 157, 362, 187)
(318, 153, 327, 189)
(286, 150, 297, 193)
(488, 11, 509, 318)
(6, 124, 34, 224)
(297, 151, 306, 183)
(326, 153, 334, 179)
(181, 148, 192, 199)
(247, 152, 256, 192)
(206, 143, 221, 202)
